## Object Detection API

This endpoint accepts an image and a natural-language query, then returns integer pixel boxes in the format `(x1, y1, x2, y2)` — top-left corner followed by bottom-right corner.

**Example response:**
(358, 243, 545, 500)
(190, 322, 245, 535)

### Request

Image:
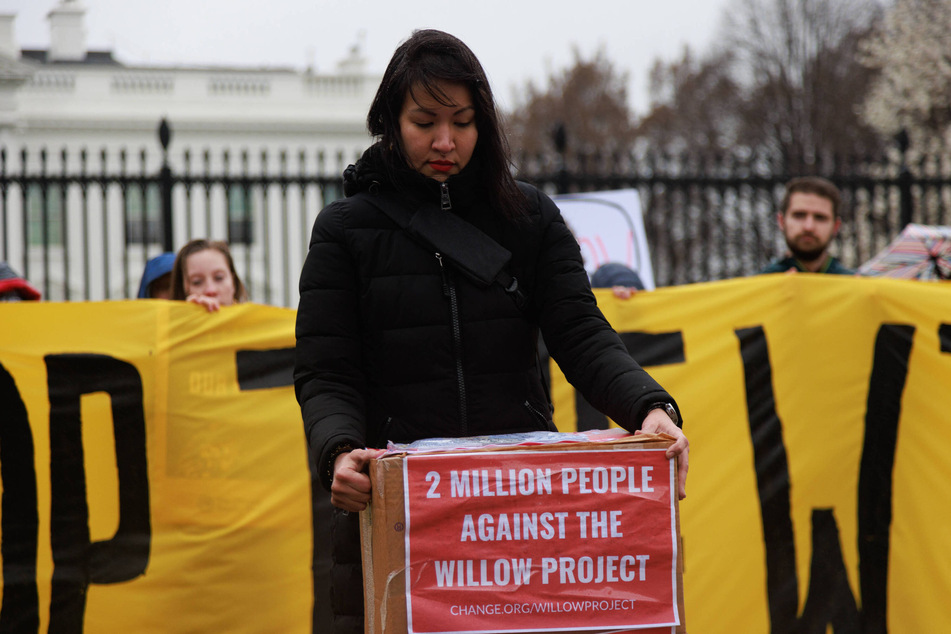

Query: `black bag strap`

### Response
(359, 190, 550, 415)
(357, 192, 528, 310)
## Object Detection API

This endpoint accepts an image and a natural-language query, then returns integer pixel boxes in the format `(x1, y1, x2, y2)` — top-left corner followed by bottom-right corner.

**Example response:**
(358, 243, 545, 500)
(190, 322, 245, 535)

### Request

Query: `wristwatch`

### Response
(646, 402, 679, 425)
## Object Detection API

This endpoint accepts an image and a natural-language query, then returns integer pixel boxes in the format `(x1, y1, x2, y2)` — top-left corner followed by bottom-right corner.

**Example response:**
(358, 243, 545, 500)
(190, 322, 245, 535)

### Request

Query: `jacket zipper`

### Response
(524, 400, 552, 430)
(436, 252, 468, 434)
(440, 182, 452, 211)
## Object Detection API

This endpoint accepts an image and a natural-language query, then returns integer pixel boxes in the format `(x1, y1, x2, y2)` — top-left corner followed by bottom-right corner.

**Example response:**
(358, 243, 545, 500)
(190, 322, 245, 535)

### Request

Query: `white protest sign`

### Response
(553, 189, 655, 290)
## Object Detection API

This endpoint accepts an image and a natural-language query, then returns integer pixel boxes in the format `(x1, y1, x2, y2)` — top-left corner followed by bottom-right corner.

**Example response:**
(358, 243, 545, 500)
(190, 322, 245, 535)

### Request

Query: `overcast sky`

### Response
(1, 0, 730, 114)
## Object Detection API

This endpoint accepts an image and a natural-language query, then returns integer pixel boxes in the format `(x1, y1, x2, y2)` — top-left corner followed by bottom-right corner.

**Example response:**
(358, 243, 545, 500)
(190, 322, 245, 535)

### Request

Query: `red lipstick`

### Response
(429, 161, 453, 173)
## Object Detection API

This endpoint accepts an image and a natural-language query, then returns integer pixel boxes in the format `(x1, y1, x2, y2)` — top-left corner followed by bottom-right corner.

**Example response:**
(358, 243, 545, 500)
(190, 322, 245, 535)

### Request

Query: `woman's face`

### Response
(184, 249, 236, 306)
(398, 81, 478, 182)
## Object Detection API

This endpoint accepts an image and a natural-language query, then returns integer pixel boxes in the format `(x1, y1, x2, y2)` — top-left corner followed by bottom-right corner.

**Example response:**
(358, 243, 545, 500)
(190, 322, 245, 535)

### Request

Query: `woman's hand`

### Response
(637, 409, 689, 500)
(186, 294, 222, 312)
(330, 448, 386, 512)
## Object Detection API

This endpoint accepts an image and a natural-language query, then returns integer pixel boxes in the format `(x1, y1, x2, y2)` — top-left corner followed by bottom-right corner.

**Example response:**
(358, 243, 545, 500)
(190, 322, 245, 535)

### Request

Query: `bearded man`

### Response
(761, 176, 854, 275)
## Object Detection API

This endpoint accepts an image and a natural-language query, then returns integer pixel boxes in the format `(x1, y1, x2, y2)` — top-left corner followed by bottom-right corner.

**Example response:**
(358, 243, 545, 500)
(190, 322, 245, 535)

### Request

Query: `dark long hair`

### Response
(367, 29, 528, 220)
(170, 239, 247, 303)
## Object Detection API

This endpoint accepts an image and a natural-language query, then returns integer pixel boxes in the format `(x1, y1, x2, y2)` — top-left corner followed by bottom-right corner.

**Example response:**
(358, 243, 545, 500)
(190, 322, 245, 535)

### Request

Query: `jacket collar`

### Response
(344, 143, 483, 212)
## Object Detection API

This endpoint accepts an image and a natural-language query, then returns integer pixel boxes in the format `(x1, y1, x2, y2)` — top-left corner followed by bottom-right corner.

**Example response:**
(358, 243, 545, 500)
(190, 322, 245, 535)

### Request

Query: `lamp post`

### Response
(552, 122, 568, 195)
(895, 129, 912, 229)
(158, 118, 173, 253)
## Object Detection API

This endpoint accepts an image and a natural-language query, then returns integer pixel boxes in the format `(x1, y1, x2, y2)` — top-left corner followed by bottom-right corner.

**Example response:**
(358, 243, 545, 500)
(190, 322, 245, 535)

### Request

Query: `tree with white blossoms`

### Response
(860, 0, 951, 148)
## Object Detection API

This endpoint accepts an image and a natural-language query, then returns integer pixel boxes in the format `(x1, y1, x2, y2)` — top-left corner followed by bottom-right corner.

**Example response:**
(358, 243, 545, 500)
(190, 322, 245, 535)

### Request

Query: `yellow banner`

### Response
(1, 275, 950, 633)
(1, 302, 311, 633)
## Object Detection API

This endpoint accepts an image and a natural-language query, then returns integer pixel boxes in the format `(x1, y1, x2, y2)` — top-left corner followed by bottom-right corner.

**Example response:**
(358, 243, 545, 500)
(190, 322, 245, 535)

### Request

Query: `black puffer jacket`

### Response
(294, 145, 679, 632)
(296, 145, 679, 485)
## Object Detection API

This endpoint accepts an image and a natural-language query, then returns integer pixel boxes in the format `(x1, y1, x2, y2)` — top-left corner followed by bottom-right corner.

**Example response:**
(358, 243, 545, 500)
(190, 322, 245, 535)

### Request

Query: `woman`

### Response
(295, 29, 688, 632)
(170, 239, 247, 311)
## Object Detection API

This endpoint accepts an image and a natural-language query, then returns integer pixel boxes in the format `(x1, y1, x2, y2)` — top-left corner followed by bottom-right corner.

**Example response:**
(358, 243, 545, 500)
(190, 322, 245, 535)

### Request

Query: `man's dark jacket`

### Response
(761, 255, 854, 275)
(294, 145, 679, 633)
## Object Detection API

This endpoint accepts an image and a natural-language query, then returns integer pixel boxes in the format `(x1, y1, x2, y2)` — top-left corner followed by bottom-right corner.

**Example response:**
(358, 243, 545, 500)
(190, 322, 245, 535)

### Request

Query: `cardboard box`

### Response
(361, 431, 685, 634)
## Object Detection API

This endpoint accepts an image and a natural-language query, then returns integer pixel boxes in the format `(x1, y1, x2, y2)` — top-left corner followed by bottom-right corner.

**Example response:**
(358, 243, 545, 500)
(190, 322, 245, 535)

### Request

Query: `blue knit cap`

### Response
(136, 252, 176, 298)
(590, 262, 645, 290)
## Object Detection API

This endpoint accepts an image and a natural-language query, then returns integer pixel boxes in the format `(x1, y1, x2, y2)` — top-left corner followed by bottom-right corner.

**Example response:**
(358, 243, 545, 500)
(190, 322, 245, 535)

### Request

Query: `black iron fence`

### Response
(518, 140, 951, 286)
(3, 121, 950, 306)
(1, 120, 353, 306)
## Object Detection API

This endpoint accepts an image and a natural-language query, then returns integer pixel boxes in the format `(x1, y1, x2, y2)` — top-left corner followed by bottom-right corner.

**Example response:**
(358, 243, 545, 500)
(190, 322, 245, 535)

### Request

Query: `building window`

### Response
(322, 182, 344, 205)
(120, 183, 253, 245)
(227, 184, 254, 244)
(27, 184, 63, 246)
(124, 183, 162, 244)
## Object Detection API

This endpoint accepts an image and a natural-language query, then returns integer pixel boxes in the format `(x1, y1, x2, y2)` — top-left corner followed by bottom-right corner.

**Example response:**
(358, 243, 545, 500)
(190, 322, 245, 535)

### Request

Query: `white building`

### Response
(0, 0, 379, 305)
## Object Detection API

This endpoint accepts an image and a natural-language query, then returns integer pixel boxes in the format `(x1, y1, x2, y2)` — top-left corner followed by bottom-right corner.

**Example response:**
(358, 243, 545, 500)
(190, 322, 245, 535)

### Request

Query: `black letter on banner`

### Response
(735, 326, 799, 631)
(235, 348, 295, 390)
(939, 323, 951, 353)
(799, 509, 859, 631)
(618, 332, 686, 367)
(574, 331, 686, 431)
(856, 324, 913, 634)
(0, 362, 40, 633)
(738, 324, 913, 633)
(45, 354, 152, 633)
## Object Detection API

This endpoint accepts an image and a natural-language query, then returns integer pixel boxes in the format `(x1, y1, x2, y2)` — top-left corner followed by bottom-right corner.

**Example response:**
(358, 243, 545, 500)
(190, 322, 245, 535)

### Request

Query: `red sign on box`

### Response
(402, 449, 679, 633)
